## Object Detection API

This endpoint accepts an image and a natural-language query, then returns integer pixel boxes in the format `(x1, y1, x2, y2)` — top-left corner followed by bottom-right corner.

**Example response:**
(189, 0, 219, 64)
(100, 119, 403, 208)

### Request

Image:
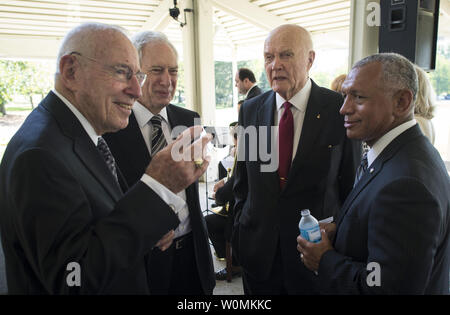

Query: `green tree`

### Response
(0, 60, 53, 115)
(215, 61, 233, 108)
(0, 60, 25, 116)
(429, 54, 450, 96)
(18, 61, 53, 109)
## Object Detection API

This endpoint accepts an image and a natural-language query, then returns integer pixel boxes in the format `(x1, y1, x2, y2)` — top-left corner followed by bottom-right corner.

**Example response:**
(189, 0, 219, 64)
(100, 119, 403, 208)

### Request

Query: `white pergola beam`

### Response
(139, 0, 173, 32)
(210, 0, 287, 31)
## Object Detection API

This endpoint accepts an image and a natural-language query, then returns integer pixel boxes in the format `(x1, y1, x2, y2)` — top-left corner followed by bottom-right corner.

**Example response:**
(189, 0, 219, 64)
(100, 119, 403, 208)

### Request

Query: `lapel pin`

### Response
(316, 114, 321, 119)
(370, 168, 374, 173)
(328, 145, 332, 148)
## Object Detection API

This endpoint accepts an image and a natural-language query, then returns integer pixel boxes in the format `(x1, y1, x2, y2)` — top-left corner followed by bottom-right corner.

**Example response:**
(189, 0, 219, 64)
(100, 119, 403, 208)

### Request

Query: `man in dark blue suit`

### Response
(0, 23, 210, 294)
(297, 53, 450, 294)
(232, 24, 359, 294)
(104, 31, 215, 295)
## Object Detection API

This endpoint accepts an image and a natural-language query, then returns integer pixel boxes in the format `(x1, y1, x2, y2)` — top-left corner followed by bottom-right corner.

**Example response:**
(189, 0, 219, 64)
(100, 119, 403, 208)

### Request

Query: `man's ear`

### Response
(394, 89, 414, 117)
(59, 54, 80, 90)
(307, 50, 315, 70)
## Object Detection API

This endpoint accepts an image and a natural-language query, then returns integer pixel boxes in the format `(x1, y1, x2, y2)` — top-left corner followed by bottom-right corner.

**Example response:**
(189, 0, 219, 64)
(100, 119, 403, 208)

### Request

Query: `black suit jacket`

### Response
(246, 85, 263, 100)
(318, 125, 450, 294)
(104, 104, 215, 294)
(232, 81, 359, 294)
(0, 92, 180, 294)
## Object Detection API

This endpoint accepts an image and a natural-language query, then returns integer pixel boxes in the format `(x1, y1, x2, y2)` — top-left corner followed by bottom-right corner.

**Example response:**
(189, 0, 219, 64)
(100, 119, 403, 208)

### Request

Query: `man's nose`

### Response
(339, 95, 351, 116)
(125, 74, 142, 99)
(159, 69, 171, 87)
(271, 55, 283, 71)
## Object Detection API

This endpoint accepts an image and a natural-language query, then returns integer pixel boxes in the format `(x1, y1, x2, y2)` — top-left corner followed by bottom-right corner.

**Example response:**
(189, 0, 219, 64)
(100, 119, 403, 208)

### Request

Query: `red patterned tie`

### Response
(278, 102, 294, 189)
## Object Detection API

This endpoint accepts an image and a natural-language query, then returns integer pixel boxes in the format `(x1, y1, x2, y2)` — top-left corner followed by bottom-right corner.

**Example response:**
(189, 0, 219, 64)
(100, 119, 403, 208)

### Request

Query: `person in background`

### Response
(206, 122, 242, 280)
(235, 68, 263, 100)
(330, 74, 346, 96)
(414, 65, 436, 145)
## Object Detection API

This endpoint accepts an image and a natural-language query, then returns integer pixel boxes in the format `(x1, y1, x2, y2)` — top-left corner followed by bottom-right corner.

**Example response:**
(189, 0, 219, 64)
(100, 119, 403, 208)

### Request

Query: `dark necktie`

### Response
(354, 150, 368, 187)
(150, 114, 167, 157)
(97, 136, 118, 183)
(278, 102, 294, 189)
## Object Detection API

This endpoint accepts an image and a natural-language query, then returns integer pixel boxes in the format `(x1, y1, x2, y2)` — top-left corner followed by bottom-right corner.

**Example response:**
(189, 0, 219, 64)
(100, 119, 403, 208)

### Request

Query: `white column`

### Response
(231, 44, 238, 113)
(348, 0, 380, 70)
(180, 0, 216, 126)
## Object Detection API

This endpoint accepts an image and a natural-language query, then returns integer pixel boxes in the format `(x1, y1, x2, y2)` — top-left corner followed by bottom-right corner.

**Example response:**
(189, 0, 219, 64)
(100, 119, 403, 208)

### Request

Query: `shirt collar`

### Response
(245, 84, 257, 98)
(52, 89, 100, 145)
(133, 101, 168, 128)
(276, 78, 311, 113)
(367, 119, 417, 167)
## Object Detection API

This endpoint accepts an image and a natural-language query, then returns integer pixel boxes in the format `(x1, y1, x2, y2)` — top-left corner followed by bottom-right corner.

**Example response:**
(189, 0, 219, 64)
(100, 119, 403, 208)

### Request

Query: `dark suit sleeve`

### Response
(215, 174, 234, 206)
(318, 178, 443, 294)
(9, 148, 180, 294)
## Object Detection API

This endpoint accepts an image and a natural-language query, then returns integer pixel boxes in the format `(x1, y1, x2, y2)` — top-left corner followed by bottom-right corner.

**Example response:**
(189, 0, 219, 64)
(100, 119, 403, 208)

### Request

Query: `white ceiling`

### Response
(0, 0, 448, 61)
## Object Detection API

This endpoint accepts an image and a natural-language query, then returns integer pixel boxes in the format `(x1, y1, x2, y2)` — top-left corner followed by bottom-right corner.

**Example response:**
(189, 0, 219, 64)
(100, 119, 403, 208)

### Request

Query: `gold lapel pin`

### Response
(316, 114, 321, 119)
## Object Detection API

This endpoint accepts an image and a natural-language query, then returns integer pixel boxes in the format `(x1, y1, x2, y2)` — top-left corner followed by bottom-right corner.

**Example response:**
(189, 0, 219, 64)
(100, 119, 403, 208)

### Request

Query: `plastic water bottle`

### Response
(299, 209, 322, 243)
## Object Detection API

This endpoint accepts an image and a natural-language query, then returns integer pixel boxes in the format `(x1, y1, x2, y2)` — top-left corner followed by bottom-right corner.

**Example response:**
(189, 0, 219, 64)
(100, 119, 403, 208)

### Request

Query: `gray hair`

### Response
(131, 31, 178, 63)
(352, 53, 418, 101)
(56, 22, 129, 75)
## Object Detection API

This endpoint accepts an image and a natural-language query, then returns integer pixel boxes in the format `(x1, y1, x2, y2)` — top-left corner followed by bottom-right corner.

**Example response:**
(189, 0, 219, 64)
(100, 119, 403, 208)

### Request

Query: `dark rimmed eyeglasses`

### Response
(70, 51, 147, 87)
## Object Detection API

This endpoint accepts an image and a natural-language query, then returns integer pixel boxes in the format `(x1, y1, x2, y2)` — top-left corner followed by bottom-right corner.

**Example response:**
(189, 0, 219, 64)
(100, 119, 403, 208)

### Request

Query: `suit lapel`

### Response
(285, 81, 326, 190)
(42, 92, 122, 201)
(256, 92, 279, 192)
(336, 125, 423, 227)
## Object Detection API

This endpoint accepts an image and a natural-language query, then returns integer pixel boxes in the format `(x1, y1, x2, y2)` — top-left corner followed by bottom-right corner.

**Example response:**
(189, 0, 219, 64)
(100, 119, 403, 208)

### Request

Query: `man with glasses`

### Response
(104, 31, 215, 295)
(0, 23, 211, 294)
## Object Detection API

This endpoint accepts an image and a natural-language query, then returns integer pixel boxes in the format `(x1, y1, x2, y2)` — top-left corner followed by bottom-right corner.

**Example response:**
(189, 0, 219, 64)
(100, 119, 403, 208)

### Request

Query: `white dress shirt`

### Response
(274, 78, 312, 162)
(52, 89, 186, 226)
(367, 119, 417, 167)
(133, 101, 191, 238)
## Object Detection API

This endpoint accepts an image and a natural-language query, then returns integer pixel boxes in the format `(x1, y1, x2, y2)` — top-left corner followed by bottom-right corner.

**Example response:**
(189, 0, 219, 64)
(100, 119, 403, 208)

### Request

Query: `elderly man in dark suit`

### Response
(297, 53, 450, 294)
(232, 24, 359, 295)
(0, 23, 210, 294)
(104, 31, 215, 295)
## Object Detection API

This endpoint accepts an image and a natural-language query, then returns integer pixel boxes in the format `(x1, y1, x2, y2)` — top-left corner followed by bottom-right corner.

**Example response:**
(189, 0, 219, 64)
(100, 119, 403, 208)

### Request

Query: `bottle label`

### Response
(300, 226, 322, 243)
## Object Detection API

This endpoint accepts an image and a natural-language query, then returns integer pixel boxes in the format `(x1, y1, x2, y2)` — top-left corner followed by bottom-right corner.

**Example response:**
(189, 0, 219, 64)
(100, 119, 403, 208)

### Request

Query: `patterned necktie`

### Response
(150, 114, 167, 157)
(354, 150, 368, 187)
(278, 102, 294, 189)
(97, 136, 118, 183)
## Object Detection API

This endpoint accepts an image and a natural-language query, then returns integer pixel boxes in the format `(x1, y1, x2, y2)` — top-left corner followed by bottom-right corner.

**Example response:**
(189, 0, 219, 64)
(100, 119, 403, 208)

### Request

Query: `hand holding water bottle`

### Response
(297, 209, 334, 273)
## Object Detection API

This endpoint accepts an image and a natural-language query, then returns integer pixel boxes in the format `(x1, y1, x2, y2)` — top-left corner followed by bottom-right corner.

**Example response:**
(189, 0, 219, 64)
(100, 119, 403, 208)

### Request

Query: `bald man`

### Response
(0, 23, 210, 294)
(232, 24, 359, 294)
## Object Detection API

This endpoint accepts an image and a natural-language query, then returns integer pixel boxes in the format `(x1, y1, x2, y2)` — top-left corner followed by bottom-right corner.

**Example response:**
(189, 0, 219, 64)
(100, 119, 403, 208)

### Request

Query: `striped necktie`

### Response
(354, 150, 368, 187)
(97, 136, 118, 183)
(150, 114, 167, 157)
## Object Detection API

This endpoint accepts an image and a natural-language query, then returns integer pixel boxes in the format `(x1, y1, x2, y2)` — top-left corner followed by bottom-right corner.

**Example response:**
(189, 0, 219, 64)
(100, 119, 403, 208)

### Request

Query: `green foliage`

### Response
(215, 61, 233, 108)
(172, 62, 185, 107)
(0, 60, 53, 116)
(429, 54, 450, 96)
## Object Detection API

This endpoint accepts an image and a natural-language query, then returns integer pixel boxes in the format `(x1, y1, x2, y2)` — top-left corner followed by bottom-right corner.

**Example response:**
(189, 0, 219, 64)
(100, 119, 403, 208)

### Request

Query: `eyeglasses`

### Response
(70, 51, 147, 87)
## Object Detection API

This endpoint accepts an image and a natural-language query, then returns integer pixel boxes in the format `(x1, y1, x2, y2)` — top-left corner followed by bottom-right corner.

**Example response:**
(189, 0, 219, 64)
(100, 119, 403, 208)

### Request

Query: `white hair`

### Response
(55, 22, 129, 75)
(131, 31, 178, 63)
